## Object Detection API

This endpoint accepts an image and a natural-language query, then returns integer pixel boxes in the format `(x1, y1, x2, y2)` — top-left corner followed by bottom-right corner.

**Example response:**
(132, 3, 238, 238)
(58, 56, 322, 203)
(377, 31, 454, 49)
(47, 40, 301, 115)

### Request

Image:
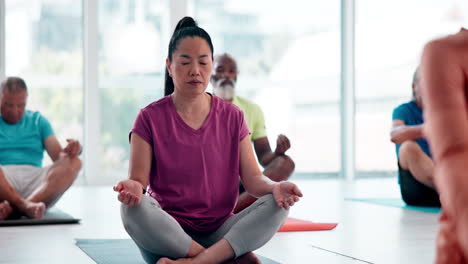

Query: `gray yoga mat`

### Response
(76, 239, 281, 264)
(0, 207, 80, 226)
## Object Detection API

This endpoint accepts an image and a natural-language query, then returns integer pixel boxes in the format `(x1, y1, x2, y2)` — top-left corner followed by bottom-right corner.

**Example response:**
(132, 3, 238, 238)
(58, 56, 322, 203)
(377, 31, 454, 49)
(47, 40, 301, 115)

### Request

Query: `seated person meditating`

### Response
(210, 53, 295, 213)
(0, 76, 82, 220)
(114, 17, 302, 264)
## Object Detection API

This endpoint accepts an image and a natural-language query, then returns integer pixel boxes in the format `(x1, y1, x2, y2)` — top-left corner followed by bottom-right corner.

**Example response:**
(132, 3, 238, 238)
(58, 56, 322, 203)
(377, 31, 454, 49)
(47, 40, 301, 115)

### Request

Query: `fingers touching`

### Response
(275, 134, 291, 154)
(64, 139, 81, 158)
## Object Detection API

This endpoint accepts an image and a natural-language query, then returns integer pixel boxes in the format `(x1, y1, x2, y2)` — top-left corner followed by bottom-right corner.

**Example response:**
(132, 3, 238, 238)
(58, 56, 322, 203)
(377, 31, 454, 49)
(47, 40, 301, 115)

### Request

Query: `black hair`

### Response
(164, 16, 214, 96)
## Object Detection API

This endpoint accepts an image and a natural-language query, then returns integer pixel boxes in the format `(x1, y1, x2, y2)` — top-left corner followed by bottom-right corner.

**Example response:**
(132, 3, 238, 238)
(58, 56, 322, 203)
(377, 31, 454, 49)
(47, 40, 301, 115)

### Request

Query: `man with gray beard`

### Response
(211, 53, 295, 213)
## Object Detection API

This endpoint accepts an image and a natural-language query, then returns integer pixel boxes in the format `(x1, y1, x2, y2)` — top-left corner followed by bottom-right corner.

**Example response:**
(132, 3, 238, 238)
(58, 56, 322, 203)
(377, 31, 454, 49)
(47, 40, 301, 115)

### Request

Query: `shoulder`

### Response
(234, 96, 262, 114)
(394, 101, 415, 110)
(235, 96, 257, 107)
(143, 96, 171, 111)
(139, 96, 171, 117)
(25, 110, 49, 123)
(212, 95, 249, 129)
(393, 101, 415, 116)
(25, 110, 40, 118)
(422, 32, 466, 60)
(213, 95, 243, 116)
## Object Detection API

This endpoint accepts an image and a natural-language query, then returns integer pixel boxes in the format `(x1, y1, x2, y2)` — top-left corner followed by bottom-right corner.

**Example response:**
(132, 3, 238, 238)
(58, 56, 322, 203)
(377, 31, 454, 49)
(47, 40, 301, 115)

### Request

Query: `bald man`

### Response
(0, 77, 82, 220)
(421, 28, 468, 263)
(210, 53, 295, 213)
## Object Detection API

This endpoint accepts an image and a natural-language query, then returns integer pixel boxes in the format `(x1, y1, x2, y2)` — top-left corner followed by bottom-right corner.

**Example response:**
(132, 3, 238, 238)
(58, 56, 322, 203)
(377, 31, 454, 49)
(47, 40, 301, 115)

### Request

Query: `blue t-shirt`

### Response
(392, 101, 431, 158)
(0, 110, 54, 167)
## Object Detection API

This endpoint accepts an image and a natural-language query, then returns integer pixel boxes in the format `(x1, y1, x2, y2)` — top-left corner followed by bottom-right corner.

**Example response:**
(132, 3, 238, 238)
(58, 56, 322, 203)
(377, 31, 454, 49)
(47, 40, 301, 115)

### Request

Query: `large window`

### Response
(355, 0, 464, 173)
(6, 0, 83, 166)
(194, 0, 341, 174)
(6, 1, 465, 183)
(96, 0, 168, 182)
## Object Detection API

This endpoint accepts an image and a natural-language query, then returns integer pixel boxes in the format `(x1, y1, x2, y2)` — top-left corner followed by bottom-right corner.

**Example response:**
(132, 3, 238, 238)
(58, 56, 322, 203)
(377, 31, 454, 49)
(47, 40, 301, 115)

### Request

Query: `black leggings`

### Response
(398, 163, 440, 207)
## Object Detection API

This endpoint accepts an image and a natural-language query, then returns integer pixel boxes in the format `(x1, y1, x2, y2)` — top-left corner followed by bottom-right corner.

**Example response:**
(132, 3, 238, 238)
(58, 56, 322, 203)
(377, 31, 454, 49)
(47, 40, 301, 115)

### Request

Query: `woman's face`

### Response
(167, 37, 213, 96)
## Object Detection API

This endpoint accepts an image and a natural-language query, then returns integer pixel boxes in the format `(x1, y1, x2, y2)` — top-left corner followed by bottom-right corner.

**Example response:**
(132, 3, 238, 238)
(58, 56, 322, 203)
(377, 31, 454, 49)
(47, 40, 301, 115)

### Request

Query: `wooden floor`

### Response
(0, 178, 439, 264)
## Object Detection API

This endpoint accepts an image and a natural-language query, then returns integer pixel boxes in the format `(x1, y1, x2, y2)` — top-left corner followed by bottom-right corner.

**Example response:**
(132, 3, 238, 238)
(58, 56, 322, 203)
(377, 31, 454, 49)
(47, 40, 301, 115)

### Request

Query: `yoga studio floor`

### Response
(0, 178, 438, 264)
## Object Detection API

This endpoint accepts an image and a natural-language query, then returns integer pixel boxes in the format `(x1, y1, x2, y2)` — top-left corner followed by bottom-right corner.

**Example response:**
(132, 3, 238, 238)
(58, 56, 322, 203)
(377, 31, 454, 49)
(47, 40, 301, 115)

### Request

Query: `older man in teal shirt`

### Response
(0, 77, 82, 220)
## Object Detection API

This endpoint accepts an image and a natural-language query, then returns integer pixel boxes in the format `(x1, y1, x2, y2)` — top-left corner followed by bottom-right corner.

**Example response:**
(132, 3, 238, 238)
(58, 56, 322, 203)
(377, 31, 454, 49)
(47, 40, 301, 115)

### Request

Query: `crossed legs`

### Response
(0, 169, 44, 220)
(121, 194, 288, 264)
(27, 153, 82, 205)
(0, 153, 81, 220)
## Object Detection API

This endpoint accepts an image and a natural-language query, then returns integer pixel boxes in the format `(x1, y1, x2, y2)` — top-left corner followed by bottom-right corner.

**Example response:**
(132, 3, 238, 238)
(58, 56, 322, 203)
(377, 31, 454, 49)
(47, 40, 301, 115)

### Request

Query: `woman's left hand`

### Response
(272, 182, 303, 209)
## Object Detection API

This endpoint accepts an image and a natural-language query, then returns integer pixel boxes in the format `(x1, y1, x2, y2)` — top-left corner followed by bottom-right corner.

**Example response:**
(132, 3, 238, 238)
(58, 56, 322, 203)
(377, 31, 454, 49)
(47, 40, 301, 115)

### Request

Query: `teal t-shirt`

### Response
(392, 100, 431, 158)
(0, 110, 54, 167)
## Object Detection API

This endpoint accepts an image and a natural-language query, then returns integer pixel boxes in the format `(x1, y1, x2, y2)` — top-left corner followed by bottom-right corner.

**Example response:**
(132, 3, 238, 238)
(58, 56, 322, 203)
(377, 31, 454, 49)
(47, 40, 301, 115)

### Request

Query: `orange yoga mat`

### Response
(277, 217, 338, 232)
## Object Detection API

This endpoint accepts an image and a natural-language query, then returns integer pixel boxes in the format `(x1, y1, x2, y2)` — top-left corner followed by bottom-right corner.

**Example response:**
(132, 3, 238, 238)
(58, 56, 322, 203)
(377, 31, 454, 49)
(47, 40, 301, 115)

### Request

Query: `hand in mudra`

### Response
(272, 181, 303, 209)
(274, 134, 291, 155)
(114, 179, 143, 206)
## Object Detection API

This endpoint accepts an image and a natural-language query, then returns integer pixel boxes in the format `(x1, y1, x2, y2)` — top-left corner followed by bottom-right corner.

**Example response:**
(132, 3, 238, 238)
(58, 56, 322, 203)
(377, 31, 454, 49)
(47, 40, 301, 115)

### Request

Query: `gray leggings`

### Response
(120, 194, 288, 264)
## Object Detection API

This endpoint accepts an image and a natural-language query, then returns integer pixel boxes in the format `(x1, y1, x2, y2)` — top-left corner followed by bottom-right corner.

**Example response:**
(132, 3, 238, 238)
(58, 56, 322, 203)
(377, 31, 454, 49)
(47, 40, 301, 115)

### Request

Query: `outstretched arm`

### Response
(240, 135, 302, 209)
(114, 133, 151, 206)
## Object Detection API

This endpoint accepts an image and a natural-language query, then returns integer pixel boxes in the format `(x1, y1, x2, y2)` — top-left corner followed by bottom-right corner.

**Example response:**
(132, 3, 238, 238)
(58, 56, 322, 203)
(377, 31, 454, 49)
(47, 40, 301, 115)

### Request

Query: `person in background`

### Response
(390, 67, 439, 206)
(0, 76, 82, 220)
(211, 53, 295, 213)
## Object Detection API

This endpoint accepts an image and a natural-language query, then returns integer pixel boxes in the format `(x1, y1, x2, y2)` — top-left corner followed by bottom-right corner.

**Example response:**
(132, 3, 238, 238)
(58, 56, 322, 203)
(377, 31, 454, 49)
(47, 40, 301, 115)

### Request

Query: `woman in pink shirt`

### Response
(421, 28, 468, 263)
(113, 17, 302, 264)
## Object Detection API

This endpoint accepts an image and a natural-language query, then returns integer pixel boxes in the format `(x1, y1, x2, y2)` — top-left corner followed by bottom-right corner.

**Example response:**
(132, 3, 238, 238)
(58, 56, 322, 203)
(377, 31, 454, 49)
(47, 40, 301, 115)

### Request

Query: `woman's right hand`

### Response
(114, 179, 143, 206)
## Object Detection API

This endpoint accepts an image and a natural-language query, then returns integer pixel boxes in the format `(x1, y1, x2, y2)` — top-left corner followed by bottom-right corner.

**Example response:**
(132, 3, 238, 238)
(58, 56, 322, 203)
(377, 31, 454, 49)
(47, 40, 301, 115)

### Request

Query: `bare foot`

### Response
(0, 201, 13, 220)
(224, 252, 261, 264)
(18, 200, 46, 219)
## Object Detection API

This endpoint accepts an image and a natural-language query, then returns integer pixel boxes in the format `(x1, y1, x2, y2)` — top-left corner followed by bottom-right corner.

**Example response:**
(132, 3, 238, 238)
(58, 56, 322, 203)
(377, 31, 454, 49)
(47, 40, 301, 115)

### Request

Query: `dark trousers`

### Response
(398, 163, 440, 207)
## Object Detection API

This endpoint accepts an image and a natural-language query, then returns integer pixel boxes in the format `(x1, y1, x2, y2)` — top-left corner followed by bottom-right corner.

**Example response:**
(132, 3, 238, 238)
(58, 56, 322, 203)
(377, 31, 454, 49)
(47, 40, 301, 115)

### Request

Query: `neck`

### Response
(172, 91, 210, 114)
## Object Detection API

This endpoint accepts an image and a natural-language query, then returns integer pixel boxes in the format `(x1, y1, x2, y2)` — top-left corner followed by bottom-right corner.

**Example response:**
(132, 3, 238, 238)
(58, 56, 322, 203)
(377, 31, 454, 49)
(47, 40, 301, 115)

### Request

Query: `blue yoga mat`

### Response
(0, 207, 80, 226)
(346, 198, 441, 214)
(76, 239, 281, 264)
